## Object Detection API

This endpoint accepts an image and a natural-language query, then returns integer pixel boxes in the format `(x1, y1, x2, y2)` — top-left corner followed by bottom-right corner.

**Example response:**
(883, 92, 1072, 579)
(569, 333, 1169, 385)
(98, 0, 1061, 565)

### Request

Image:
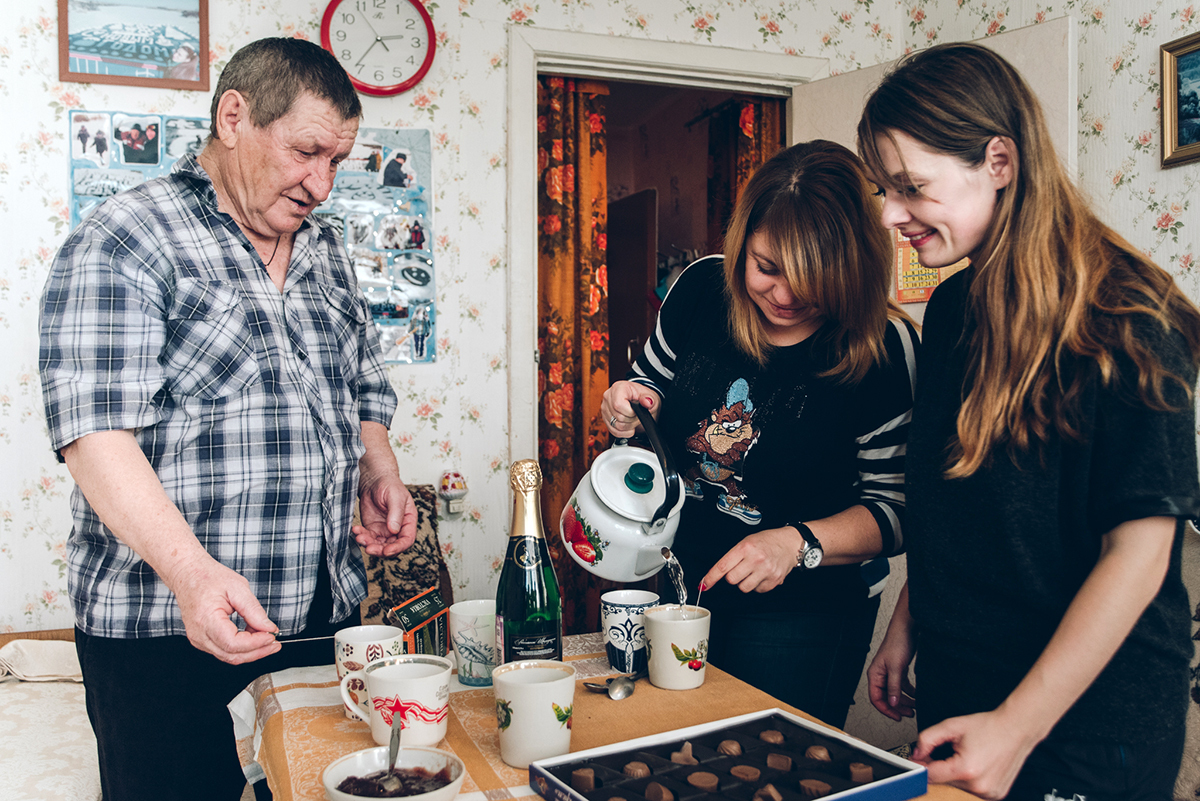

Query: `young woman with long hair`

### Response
(859, 42, 1200, 800)
(600, 140, 919, 728)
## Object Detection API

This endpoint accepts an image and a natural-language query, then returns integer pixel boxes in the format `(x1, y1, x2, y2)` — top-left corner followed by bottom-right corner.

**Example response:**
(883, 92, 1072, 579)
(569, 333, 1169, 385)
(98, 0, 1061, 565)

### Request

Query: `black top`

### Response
(907, 267, 1199, 743)
(629, 257, 919, 615)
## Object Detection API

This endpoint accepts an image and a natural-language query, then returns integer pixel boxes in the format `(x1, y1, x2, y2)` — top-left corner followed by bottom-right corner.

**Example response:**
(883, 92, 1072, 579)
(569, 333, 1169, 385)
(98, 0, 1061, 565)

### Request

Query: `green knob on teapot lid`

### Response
(624, 463, 655, 494)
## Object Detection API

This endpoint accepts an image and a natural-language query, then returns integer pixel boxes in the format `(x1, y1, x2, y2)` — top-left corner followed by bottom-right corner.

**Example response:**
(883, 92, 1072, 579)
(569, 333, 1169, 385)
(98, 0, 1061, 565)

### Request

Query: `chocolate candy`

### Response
(752, 784, 782, 801)
(623, 761, 650, 779)
(645, 782, 674, 801)
(686, 771, 719, 792)
(804, 745, 831, 762)
(765, 753, 792, 771)
(758, 729, 784, 744)
(716, 739, 742, 756)
(671, 742, 698, 765)
(799, 779, 831, 798)
(729, 765, 760, 782)
(570, 768, 595, 793)
(849, 762, 873, 783)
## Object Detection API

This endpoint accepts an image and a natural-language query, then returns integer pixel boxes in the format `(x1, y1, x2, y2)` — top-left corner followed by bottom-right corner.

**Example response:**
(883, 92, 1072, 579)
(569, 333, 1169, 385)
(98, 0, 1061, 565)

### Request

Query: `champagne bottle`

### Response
(495, 459, 563, 663)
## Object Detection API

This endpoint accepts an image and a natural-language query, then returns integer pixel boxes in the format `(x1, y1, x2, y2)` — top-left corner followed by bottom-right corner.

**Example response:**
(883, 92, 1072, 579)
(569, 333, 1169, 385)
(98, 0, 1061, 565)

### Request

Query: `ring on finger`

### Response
(609, 415, 618, 427)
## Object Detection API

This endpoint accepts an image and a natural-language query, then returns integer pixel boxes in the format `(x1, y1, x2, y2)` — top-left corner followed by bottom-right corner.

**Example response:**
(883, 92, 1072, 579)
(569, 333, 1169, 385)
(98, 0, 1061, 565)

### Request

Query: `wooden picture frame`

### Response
(1161, 29, 1200, 168)
(58, 0, 209, 92)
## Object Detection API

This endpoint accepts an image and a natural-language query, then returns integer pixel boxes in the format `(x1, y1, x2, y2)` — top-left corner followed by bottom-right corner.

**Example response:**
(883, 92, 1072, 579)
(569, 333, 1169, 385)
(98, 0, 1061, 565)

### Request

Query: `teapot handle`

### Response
(633, 404, 681, 534)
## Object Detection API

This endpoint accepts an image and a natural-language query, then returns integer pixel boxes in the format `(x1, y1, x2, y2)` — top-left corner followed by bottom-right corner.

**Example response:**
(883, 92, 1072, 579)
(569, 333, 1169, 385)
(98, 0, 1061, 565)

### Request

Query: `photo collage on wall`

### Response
(67, 111, 435, 364)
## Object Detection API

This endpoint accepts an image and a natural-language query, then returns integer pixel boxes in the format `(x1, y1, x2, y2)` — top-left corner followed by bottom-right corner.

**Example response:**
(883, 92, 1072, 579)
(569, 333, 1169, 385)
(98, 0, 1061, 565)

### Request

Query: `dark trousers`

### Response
(705, 593, 881, 730)
(1003, 730, 1186, 801)
(76, 558, 357, 801)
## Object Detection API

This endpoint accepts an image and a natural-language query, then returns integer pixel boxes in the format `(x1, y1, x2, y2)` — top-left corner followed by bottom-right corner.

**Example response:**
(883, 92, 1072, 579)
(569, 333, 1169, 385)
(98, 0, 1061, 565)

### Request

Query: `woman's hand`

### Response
(601, 380, 659, 437)
(867, 585, 917, 721)
(913, 708, 1041, 800)
(700, 526, 799, 593)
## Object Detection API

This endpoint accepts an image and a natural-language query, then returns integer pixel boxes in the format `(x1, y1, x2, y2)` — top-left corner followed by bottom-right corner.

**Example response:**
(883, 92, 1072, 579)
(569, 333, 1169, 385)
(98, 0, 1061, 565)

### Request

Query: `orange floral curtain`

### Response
(536, 76, 613, 634)
(706, 98, 785, 254)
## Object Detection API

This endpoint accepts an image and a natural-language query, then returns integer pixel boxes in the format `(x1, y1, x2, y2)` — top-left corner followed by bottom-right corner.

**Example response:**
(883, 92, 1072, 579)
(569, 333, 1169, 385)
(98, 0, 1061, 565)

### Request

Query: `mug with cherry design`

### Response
(644, 604, 710, 691)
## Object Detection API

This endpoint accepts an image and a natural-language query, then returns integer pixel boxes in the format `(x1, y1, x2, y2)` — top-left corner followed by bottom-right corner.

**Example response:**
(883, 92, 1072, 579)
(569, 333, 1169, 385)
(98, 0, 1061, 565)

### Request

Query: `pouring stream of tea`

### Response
(660, 547, 701, 618)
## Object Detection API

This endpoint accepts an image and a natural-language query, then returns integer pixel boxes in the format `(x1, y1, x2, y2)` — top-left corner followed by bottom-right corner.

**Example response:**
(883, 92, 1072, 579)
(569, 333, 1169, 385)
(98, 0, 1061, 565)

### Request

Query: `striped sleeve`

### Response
(856, 316, 919, 558)
(628, 255, 724, 396)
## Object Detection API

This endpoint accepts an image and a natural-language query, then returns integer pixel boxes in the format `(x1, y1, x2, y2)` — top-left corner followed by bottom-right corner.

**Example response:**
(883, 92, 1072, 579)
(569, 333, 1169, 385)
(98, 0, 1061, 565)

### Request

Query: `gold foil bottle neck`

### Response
(509, 459, 543, 493)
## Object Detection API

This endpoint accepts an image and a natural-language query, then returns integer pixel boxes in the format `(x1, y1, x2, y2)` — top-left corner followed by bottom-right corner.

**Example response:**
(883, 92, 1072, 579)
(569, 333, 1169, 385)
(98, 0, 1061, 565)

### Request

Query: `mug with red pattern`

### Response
(339, 654, 453, 746)
(335, 624, 405, 719)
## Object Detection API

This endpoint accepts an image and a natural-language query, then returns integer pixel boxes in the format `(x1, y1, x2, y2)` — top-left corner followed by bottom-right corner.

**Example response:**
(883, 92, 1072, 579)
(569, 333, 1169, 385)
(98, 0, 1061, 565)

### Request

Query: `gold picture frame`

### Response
(1161, 29, 1200, 167)
(58, 0, 209, 92)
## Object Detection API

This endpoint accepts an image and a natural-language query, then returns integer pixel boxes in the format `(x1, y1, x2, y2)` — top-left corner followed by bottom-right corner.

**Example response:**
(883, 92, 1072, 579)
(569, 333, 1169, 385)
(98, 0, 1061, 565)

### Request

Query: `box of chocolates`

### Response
(528, 709, 925, 801)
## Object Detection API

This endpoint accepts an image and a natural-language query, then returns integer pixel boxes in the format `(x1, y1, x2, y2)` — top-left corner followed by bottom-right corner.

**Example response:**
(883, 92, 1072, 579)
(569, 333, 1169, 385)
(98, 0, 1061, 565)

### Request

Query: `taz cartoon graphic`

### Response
(684, 378, 761, 523)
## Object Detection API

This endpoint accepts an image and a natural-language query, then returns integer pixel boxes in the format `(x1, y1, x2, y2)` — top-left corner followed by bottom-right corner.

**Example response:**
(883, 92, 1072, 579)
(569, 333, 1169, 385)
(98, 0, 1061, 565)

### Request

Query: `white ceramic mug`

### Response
(448, 599, 497, 687)
(335, 624, 406, 719)
(644, 604, 710, 691)
(600, 589, 658, 673)
(339, 654, 453, 746)
(491, 660, 577, 768)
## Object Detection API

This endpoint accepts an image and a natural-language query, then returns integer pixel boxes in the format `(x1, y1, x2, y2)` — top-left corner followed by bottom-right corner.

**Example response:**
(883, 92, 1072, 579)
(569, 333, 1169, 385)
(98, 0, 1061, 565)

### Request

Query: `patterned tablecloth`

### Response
(230, 633, 975, 801)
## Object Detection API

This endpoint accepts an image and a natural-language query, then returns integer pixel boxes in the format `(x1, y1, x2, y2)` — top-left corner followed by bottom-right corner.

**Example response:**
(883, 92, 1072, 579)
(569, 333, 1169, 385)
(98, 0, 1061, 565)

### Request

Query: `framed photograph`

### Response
(1161, 29, 1200, 167)
(58, 0, 208, 91)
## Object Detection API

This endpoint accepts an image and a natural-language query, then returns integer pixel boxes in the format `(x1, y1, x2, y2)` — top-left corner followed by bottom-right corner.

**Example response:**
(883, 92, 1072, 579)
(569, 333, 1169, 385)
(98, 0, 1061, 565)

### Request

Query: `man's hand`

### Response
(62, 429, 280, 665)
(355, 421, 418, 557)
(913, 709, 1039, 799)
(164, 551, 281, 664)
(354, 473, 418, 556)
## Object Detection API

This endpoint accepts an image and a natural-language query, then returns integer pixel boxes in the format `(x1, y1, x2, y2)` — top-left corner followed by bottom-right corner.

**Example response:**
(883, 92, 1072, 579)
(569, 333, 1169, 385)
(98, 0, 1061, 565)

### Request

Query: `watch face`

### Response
(321, 0, 436, 96)
(802, 548, 823, 569)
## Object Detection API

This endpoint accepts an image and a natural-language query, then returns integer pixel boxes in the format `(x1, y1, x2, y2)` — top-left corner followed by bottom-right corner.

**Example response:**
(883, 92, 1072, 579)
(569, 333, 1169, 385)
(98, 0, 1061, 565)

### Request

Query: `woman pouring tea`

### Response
(601, 140, 919, 729)
(860, 43, 1200, 800)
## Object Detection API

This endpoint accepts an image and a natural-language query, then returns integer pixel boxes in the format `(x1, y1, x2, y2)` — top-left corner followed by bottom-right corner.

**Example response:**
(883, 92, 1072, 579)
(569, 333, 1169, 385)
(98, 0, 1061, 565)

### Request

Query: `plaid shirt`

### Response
(39, 154, 398, 638)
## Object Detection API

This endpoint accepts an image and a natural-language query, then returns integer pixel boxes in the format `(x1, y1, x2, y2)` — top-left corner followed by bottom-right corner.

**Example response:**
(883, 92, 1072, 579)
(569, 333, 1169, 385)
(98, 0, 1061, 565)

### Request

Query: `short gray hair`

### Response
(209, 37, 362, 138)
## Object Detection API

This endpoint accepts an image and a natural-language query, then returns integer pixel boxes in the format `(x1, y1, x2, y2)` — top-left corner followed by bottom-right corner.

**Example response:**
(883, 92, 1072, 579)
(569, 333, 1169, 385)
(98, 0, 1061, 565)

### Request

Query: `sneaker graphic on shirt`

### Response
(682, 477, 704, 499)
(1044, 791, 1087, 801)
(716, 493, 762, 524)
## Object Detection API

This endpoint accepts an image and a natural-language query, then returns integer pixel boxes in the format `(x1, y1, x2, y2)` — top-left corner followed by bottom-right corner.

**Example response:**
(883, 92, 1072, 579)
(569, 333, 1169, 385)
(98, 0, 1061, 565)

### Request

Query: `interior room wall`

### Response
(607, 83, 736, 259)
(1, 0, 1195, 752)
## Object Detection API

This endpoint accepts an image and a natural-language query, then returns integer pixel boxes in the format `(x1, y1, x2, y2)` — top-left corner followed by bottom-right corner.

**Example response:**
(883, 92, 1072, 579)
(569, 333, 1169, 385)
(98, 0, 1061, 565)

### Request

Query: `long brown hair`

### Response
(723, 139, 904, 383)
(858, 42, 1200, 477)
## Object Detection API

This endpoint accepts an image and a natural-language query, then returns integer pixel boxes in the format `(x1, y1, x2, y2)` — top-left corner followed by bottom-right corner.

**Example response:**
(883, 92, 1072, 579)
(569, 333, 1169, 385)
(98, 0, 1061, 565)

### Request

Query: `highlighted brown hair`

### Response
(858, 42, 1200, 477)
(722, 139, 905, 383)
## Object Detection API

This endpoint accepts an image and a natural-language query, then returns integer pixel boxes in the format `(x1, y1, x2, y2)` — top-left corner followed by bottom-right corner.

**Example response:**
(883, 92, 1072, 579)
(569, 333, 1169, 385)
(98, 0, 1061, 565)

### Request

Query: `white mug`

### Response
(644, 605, 710, 691)
(491, 660, 577, 768)
(600, 589, 658, 673)
(339, 654, 453, 746)
(335, 624, 405, 719)
(448, 599, 497, 687)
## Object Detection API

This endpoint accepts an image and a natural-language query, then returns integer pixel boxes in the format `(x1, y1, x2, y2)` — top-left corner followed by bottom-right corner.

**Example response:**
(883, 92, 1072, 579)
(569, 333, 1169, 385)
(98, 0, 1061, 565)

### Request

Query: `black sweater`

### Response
(907, 267, 1198, 744)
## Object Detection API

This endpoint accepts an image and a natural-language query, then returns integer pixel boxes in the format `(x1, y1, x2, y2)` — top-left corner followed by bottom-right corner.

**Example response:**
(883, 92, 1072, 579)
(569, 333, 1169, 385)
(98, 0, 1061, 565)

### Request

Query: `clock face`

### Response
(321, 0, 436, 97)
(802, 548, 822, 569)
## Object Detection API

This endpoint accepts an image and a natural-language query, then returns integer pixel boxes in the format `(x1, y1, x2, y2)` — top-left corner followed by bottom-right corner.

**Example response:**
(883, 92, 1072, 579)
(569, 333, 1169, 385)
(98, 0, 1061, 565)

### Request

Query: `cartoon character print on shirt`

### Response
(683, 378, 762, 524)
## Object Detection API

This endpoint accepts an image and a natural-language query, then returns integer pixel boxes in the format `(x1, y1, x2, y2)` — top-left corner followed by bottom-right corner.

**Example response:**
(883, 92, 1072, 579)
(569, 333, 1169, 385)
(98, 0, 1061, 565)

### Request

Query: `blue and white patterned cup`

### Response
(600, 590, 658, 673)
(448, 599, 496, 686)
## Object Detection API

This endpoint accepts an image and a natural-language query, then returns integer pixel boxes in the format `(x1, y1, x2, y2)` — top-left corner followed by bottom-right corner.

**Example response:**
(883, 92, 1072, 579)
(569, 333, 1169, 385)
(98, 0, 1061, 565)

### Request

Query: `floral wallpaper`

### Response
(0, 0, 1195, 640)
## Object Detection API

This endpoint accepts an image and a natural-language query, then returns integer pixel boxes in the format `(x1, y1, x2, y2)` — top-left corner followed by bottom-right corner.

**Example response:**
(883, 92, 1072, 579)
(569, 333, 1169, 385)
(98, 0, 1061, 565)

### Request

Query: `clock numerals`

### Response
(323, 0, 434, 94)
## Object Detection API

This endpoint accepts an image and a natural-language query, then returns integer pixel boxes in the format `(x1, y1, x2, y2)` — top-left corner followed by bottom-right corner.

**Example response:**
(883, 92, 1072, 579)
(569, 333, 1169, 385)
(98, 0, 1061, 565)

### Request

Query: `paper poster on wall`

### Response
(67, 111, 435, 364)
(893, 233, 969, 303)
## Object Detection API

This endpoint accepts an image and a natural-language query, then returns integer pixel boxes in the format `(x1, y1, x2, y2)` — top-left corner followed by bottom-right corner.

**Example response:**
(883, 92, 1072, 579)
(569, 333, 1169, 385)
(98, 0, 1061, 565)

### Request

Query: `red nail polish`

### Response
(699, 582, 707, 592)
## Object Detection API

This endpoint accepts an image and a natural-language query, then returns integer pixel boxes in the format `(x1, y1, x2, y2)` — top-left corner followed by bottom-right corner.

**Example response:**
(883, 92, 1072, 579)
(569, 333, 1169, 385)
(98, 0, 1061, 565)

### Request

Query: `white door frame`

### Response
(506, 26, 829, 460)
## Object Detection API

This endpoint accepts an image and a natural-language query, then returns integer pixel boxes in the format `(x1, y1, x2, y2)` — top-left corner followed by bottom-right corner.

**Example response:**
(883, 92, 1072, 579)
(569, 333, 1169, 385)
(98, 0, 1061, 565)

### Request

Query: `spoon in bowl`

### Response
(378, 712, 404, 792)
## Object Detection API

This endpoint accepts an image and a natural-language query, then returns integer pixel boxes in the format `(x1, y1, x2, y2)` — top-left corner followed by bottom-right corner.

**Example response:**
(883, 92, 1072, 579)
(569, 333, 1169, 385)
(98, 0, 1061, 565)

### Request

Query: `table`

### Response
(230, 633, 976, 801)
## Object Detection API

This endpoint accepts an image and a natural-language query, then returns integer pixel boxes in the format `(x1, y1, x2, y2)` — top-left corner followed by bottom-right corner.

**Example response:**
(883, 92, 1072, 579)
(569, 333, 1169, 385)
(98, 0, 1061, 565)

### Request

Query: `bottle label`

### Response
(513, 538, 540, 569)
(509, 632, 559, 660)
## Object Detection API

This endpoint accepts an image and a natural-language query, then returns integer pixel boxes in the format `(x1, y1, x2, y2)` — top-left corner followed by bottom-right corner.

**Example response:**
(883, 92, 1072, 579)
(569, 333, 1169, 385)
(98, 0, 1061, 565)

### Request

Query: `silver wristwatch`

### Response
(793, 522, 824, 569)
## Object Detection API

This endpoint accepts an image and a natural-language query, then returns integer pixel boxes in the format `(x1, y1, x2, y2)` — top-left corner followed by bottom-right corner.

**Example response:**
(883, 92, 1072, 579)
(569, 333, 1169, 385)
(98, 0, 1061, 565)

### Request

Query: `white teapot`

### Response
(560, 405, 685, 582)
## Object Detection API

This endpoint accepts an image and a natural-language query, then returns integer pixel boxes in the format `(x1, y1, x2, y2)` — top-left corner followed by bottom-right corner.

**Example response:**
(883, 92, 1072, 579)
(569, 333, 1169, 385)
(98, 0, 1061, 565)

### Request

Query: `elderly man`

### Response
(39, 38, 416, 800)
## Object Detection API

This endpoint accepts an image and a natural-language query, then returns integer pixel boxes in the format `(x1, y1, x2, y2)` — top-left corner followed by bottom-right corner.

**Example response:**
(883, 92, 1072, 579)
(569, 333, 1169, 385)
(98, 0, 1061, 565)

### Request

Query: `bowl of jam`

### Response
(323, 745, 465, 801)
